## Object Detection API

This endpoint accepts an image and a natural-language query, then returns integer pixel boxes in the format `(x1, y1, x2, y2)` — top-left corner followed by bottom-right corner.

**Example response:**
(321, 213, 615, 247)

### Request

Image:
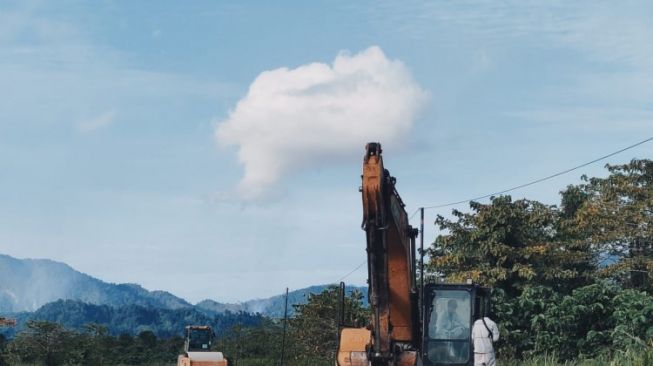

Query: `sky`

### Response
(0, 0, 652, 303)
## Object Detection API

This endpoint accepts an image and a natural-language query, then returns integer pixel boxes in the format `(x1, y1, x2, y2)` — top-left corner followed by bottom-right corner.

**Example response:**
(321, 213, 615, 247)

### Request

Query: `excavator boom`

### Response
(339, 143, 419, 366)
(363, 143, 419, 362)
(338, 143, 490, 366)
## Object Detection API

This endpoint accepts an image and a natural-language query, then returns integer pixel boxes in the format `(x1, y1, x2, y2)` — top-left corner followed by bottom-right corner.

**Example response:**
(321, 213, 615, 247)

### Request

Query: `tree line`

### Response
(5, 300, 264, 339)
(0, 321, 183, 365)
(0, 288, 368, 366)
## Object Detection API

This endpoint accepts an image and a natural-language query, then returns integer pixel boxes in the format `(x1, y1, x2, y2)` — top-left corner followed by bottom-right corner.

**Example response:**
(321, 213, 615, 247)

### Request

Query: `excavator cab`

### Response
(422, 284, 491, 366)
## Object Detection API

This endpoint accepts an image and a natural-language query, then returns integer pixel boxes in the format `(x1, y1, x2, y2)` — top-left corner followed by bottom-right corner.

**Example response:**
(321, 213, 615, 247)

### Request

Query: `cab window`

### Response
(425, 290, 471, 364)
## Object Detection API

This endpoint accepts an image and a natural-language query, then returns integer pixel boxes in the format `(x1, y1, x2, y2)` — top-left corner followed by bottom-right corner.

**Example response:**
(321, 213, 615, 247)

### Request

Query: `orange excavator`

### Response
(336, 143, 490, 366)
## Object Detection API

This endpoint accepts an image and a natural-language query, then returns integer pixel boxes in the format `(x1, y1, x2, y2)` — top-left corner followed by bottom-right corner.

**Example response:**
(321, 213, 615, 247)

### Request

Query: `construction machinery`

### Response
(336, 143, 491, 366)
(177, 325, 228, 366)
(0, 317, 16, 327)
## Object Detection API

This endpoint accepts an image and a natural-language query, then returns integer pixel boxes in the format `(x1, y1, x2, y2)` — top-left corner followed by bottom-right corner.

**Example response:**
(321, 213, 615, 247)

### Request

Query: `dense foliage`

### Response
(289, 286, 369, 362)
(0, 321, 184, 365)
(3, 300, 263, 339)
(212, 286, 369, 366)
(564, 159, 653, 291)
(428, 159, 653, 361)
(0, 287, 368, 366)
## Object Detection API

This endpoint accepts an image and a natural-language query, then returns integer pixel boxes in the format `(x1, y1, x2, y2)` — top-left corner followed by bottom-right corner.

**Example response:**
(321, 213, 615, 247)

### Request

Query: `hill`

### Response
(2, 299, 263, 339)
(0, 253, 367, 318)
(0, 254, 191, 313)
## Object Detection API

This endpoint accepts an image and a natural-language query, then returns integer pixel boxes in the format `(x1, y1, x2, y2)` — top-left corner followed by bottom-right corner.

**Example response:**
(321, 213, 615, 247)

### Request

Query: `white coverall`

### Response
(471, 317, 500, 366)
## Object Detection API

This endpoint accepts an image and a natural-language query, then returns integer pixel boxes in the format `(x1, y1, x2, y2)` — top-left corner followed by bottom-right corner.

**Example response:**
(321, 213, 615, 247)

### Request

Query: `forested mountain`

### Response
(2, 299, 263, 339)
(0, 253, 367, 342)
(0, 254, 365, 317)
(0, 254, 191, 313)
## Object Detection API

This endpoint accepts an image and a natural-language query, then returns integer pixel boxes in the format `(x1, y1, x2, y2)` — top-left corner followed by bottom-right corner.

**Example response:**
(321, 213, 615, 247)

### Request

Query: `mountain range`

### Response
(0, 254, 191, 313)
(0, 254, 366, 335)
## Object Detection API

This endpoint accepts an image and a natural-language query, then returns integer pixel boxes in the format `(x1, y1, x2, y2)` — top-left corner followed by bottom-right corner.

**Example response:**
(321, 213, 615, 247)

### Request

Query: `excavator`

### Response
(177, 325, 228, 366)
(336, 143, 491, 366)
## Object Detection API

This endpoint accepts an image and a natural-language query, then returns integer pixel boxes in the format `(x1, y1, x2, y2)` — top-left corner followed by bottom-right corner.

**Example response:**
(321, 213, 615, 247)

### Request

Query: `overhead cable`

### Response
(419, 136, 653, 210)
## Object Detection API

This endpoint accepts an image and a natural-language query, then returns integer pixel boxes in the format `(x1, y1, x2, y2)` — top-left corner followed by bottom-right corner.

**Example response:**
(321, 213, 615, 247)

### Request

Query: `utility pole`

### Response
(280, 287, 289, 366)
(419, 207, 426, 349)
(336, 281, 346, 348)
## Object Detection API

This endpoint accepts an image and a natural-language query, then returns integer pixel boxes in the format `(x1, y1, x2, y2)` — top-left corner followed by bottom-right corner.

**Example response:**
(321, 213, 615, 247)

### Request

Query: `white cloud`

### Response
(77, 110, 116, 133)
(215, 46, 428, 200)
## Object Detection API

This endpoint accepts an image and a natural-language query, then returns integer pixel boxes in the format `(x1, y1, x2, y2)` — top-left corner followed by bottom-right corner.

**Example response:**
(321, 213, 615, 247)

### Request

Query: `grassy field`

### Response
(8, 348, 653, 366)
(504, 348, 653, 366)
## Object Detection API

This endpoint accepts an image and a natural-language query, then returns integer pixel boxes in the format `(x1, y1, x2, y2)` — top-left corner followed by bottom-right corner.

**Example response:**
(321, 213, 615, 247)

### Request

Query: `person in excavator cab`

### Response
(436, 299, 468, 338)
(429, 297, 471, 362)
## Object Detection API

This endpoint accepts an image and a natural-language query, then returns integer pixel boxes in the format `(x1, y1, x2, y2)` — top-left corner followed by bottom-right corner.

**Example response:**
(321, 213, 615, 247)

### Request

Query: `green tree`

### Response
(562, 159, 653, 291)
(490, 286, 561, 359)
(428, 196, 595, 297)
(611, 288, 653, 350)
(290, 286, 369, 363)
(8, 320, 81, 365)
(79, 323, 114, 365)
(532, 282, 617, 360)
(0, 334, 13, 366)
(215, 319, 283, 365)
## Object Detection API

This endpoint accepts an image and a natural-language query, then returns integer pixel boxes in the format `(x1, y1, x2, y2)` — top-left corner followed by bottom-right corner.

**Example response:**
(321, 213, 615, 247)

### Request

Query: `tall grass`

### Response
(504, 347, 653, 366)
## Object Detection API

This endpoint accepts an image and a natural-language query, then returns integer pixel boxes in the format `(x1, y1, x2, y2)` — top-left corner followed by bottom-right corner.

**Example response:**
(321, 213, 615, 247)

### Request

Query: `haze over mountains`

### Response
(0, 254, 367, 337)
(0, 254, 191, 313)
(0, 254, 366, 317)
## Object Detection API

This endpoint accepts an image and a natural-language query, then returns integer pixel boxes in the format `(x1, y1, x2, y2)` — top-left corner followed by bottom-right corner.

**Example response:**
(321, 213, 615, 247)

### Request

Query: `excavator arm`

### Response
(338, 143, 493, 366)
(338, 143, 419, 366)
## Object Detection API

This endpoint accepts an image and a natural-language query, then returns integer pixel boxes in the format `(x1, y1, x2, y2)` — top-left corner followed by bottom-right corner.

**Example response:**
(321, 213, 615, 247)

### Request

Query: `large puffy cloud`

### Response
(216, 46, 428, 200)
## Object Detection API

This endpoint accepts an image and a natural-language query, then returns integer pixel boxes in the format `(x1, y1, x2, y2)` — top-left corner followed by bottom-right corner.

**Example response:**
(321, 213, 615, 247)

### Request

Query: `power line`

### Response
(339, 136, 653, 286)
(419, 136, 653, 210)
(337, 261, 366, 283)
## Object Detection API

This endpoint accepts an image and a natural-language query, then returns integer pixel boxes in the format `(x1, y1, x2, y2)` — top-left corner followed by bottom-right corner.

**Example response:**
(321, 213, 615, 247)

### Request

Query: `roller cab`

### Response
(177, 325, 228, 366)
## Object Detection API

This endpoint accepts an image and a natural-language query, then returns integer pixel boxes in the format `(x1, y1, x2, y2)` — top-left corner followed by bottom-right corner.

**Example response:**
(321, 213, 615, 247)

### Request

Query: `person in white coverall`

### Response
(471, 315, 500, 366)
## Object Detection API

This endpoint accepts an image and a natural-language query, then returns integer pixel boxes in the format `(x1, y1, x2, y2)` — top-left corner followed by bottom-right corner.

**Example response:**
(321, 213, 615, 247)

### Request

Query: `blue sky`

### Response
(1, 0, 651, 303)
